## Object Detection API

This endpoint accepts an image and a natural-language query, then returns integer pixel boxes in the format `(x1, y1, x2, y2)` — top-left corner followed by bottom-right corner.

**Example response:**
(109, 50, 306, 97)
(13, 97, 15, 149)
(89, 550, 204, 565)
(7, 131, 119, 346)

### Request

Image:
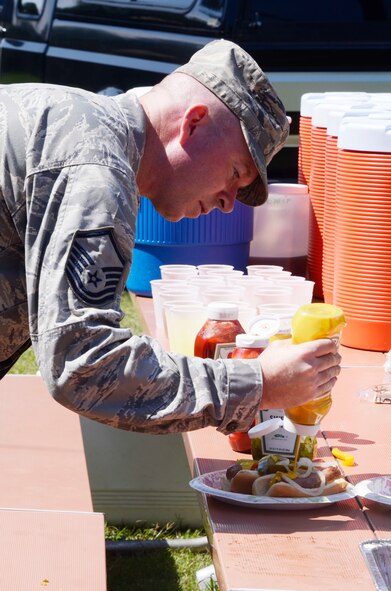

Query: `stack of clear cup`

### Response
(230, 275, 274, 308)
(159, 264, 198, 281)
(246, 265, 284, 275)
(197, 264, 234, 275)
(150, 279, 190, 332)
(165, 303, 208, 356)
(249, 285, 293, 308)
(270, 275, 315, 306)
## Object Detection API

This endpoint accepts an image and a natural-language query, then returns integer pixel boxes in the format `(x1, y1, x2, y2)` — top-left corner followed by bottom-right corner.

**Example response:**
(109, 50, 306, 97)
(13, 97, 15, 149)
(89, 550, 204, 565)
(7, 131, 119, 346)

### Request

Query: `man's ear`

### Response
(179, 104, 209, 146)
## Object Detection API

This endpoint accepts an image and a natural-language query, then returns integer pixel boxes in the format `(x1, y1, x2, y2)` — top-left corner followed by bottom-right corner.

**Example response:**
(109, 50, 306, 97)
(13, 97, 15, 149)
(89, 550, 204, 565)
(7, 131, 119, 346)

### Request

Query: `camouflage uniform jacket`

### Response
(0, 83, 262, 434)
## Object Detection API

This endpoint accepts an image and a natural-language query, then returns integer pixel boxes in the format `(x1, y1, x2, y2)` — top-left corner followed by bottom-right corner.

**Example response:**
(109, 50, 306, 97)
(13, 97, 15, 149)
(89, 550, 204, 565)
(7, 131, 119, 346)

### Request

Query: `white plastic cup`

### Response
(257, 303, 300, 318)
(197, 264, 234, 275)
(270, 274, 306, 283)
(159, 264, 198, 281)
(237, 304, 258, 332)
(251, 269, 292, 280)
(246, 265, 284, 275)
(162, 298, 201, 336)
(188, 276, 225, 288)
(166, 304, 207, 356)
(249, 286, 293, 307)
(268, 278, 314, 305)
(150, 279, 189, 329)
(201, 286, 246, 306)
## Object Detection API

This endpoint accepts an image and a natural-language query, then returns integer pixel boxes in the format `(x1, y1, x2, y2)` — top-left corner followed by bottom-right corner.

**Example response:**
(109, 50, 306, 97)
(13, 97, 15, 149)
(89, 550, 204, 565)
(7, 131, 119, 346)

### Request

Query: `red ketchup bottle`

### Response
(227, 333, 269, 453)
(194, 302, 245, 360)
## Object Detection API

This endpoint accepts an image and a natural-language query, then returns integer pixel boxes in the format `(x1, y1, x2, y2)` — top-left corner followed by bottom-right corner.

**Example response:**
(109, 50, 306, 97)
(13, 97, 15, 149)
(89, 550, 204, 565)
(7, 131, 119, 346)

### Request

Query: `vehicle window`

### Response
(17, 0, 45, 16)
(111, 0, 194, 8)
(246, 0, 391, 22)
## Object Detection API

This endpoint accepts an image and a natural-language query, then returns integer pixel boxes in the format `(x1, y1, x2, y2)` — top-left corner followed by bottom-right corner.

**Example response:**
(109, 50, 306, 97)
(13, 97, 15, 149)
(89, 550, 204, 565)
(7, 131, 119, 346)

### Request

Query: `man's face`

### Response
(149, 115, 258, 222)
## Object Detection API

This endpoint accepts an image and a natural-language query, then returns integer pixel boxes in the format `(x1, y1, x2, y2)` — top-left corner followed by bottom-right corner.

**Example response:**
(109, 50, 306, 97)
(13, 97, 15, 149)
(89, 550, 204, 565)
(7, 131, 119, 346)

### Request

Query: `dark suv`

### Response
(1, 0, 391, 178)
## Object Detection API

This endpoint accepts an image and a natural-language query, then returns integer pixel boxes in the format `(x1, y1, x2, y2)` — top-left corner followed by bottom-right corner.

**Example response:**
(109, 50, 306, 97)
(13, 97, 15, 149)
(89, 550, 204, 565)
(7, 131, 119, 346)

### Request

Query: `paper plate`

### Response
(189, 470, 356, 511)
(354, 476, 391, 509)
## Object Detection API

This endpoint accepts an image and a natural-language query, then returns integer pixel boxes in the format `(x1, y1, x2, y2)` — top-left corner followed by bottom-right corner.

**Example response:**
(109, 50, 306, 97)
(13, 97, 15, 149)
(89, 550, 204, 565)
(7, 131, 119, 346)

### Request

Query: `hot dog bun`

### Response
(230, 470, 259, 494)
(252, 474, 348, 498)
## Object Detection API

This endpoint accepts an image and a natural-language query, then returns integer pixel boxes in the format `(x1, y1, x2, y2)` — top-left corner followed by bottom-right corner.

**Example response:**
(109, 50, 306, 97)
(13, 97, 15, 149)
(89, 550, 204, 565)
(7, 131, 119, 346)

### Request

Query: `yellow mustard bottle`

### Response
(283, 303, 346, 436)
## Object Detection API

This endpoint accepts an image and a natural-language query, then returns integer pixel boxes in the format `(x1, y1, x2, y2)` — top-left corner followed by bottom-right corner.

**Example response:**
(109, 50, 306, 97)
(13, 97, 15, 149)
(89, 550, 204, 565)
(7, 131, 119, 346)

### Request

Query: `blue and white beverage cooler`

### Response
(127, 197, 254, 296)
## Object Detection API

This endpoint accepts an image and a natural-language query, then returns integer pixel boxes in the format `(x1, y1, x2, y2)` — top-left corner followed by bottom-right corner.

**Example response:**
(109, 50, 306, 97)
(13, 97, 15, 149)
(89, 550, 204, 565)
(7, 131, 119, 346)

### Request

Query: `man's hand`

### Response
(259, 338, 341, 410)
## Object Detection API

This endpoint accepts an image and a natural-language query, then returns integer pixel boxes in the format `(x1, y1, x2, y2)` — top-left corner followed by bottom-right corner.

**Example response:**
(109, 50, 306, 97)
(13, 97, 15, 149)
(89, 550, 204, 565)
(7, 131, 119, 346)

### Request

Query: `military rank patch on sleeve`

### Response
(65, 228, 125, 307)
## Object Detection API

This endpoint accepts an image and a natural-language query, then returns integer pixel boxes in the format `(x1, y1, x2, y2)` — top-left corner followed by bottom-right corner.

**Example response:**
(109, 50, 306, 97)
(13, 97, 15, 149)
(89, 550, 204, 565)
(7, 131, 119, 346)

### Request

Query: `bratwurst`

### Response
(226, 457, 348, 498)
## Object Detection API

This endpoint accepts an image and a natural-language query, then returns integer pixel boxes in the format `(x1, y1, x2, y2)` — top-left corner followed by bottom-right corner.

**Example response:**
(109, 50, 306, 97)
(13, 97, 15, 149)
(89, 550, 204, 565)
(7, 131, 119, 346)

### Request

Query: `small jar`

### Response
(194, 302, 245, 360)
(228, 333, 269, 453)
(230, 333, 268, 359)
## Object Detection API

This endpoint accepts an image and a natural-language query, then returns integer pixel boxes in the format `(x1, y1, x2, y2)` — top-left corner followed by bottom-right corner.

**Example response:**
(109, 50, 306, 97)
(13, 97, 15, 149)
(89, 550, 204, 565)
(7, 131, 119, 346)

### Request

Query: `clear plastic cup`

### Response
(188, 276, 225, 288)
(197, 264, 234, 275)
(159, 264, 198, 281)
(269, 278, 315, 305)
(257, 303, 300, 319)
(166, 304, 207, 355)
(271, 274, 306, 283)
(249, 286, 293, 307)
(251, 269, 293, 280)
(237, 304, 258, 332)
(246, 265, 284, 275)
(201, 286, 246, 306)
(150, 279, 190, 329)
(163, 299, 201, 335)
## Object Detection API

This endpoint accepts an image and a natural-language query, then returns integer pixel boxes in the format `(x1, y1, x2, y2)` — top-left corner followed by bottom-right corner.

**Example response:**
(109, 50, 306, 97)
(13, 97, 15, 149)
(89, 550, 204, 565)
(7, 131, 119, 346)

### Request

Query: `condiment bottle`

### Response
(284, 302, 346, 436)
(194, 302, 245, 360)
(227, 333, 269, 453)
(229, 333, 268, 359)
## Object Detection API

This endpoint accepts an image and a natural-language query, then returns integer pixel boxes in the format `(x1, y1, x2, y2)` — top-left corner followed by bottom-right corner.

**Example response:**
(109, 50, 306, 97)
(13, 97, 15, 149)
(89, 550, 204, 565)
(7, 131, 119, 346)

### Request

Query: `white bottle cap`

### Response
(206, 302, 239, 321)
(235, 333, 269, 349)
(283, 416, 320, 437)
(248, 417, 283, 438)
(248, 416, 321, 438)
(248, 314, 281, 338)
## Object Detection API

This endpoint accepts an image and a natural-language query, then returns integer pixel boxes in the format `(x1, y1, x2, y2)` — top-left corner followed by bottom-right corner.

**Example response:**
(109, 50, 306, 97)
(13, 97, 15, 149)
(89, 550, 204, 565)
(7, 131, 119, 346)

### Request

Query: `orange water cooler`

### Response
(323, 103, 391, 303)
(308, 95, 370, 298)
(334, 117, 391, 351)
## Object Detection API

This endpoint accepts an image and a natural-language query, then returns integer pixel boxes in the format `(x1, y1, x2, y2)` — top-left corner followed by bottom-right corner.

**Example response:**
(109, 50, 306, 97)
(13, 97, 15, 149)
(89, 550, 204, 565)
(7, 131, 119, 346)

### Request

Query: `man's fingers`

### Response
(316, 351, 342, 372)
(311, 338, 339, 356)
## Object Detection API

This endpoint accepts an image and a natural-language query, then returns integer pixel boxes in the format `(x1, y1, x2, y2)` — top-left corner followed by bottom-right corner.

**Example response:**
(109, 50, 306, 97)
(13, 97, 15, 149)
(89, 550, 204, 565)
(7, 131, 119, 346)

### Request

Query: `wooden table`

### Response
(137, 295, 390, 591)
(0, 375, 107, 590)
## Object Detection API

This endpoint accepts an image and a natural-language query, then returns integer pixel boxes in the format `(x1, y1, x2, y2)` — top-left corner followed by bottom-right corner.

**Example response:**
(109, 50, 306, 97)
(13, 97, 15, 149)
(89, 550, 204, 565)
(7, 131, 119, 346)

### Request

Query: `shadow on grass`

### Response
(106, 549, 181, 591)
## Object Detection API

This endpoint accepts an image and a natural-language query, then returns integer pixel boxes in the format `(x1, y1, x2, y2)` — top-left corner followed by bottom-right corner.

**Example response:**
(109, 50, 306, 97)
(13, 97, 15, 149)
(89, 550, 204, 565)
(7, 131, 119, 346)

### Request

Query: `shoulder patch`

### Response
(66, 228, 125, 307)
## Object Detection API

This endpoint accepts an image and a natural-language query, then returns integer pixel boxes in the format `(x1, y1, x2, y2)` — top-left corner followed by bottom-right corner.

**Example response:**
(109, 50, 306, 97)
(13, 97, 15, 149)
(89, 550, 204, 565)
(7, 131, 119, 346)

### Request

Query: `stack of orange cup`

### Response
(334, 117, 391, 351)
(308, 95, 370, 298)
(298, 93, 324, 185)
(322, 103, 389, 303)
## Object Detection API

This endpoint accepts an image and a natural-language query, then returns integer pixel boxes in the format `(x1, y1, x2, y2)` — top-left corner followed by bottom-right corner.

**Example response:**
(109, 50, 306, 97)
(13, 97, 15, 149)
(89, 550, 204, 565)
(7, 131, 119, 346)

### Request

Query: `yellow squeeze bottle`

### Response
(283, 303, 346, 437)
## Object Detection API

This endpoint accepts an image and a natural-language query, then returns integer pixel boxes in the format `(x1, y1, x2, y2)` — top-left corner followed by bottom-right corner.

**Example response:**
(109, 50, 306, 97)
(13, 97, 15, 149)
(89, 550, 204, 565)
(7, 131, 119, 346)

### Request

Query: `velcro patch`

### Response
(66, 228, 125, 307)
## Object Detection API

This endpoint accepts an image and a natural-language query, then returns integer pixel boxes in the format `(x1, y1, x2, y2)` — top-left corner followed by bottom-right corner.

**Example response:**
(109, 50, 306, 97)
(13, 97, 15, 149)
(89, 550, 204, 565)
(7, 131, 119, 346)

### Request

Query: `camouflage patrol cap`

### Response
(175, 39, 289, 206)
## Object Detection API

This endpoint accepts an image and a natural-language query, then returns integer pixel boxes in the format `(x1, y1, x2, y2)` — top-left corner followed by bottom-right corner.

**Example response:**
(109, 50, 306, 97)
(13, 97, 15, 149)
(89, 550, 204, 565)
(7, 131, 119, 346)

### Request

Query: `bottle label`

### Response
(256, 409, 299, 457)
(214, 342, 236, 360)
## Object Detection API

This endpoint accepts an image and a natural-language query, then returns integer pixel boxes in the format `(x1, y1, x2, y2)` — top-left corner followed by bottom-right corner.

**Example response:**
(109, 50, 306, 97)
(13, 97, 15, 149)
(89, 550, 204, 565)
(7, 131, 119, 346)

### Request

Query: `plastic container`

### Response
(229, 333, 268, 360)
(249, 183, 310, 277)
(334, 118, 391, 351)
(127, 197, 253, 295)
(284, 303, 346, 436)
(227, 333, 269, 454)
(323, 106, 391, 303)
(194, 302, 245, 360)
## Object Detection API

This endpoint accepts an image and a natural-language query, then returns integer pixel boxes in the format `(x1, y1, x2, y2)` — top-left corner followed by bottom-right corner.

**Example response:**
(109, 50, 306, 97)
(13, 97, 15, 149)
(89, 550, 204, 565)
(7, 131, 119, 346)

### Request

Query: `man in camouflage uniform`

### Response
(0, 40, 341, 434)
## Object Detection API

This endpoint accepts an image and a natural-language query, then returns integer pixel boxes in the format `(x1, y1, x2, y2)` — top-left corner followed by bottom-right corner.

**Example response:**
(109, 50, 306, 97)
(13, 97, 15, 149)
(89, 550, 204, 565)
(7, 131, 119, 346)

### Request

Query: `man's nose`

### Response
(217, 190, 236, 214)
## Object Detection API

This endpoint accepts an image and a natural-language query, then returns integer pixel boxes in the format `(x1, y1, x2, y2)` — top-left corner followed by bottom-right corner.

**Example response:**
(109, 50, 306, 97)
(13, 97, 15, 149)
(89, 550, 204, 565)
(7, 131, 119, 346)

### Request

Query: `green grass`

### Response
(10, 290, 218, 591)
(105, 523, 216, 591)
